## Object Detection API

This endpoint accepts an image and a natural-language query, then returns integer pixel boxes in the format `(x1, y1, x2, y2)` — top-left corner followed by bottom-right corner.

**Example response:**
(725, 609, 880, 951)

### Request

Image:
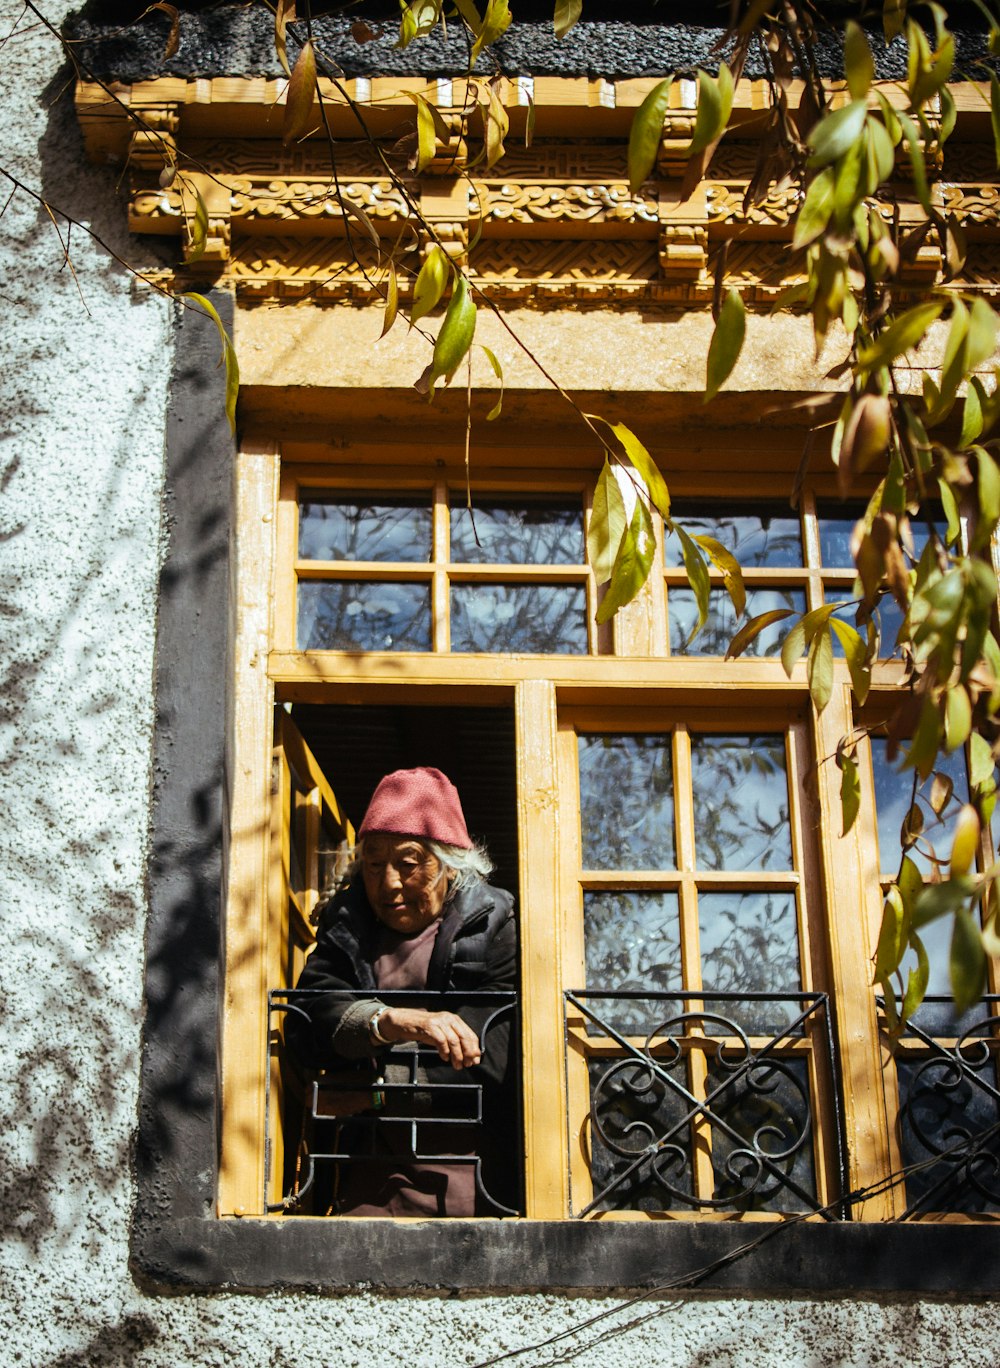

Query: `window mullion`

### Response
(813, 682, 899, 1218)
(516, 678, 569, 1218)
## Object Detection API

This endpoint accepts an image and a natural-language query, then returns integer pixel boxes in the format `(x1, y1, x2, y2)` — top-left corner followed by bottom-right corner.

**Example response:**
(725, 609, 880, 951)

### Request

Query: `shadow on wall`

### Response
(0, 33, 179, 1326)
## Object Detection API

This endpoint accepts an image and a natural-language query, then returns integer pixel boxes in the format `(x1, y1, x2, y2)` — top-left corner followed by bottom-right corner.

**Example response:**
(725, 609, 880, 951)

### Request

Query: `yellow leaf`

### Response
(182, 292, 240, 436)
(274, 0, 294, 77)
(379, 261, 399, 339)
(283, 40, 317, 146)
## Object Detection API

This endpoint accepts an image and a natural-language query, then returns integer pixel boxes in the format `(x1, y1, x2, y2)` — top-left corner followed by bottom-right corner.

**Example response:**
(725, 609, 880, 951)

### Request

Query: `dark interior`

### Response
(290, 702, 519, 896)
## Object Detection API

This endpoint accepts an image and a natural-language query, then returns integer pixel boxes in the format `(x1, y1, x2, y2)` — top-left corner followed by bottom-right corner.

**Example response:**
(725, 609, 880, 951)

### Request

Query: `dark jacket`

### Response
(286, 878, 517, 1087)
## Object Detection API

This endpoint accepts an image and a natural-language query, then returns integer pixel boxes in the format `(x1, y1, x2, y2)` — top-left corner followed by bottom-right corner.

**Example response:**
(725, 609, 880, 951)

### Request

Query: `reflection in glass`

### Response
(691, 734, 792, 870)
(450, 583, 587, 653)
(663, 506, 802, 568)
(698, 892, 801, 1034)
(297, 581, 431, 651)
(298, 495, 432, 562)
(871, 736, 970, 999)
(706, 1056, 816, 1212)
(584, 892, 681, 1033)
(818, 506, 948, 567)
(587, 1055, 693, 1212)
(578, 734, 675, 870)
(450, 497, 584, 565)
(669, 588, 805, 657)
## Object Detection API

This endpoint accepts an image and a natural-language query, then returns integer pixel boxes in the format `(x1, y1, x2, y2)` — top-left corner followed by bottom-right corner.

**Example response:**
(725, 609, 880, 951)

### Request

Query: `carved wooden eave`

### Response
(76, 74, 1000, 308)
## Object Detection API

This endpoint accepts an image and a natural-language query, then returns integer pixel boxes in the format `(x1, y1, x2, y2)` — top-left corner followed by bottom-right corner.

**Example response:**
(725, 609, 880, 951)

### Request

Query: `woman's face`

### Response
(361, 834, 452, 934)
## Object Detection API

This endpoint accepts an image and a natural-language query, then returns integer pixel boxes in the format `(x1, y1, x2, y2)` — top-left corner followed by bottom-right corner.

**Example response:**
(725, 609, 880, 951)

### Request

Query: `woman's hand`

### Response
(376, 1007, 482, 1069)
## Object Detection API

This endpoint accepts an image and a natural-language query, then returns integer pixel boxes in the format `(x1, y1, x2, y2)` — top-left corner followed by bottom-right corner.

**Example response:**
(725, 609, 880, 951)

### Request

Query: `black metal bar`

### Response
(567, 989, 836, 1219)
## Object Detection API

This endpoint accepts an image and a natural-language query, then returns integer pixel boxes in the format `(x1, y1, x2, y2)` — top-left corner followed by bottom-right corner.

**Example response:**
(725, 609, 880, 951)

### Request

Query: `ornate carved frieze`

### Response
(114, 114, 1000, 302)
(473, 181, 657, 226)
(705, 181, 802, 227)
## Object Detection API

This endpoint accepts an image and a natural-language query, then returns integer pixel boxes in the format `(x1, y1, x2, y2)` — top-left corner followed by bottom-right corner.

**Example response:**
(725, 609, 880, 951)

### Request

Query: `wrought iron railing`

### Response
(565, 989, 846, 1219)
(880, 995, 1000, 1218)
(268, 988, 519, 1215)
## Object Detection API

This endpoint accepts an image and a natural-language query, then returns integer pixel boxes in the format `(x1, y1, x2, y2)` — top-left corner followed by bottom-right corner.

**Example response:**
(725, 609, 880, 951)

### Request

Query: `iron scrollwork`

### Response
(568, 989, 844, 1219)
(885, 996, 1000, 1217)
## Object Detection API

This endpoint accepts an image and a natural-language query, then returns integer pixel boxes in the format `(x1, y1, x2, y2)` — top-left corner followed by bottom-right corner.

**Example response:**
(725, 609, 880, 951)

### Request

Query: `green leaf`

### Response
(397, 0, 440, 48)
(675, 524, 710, 643)
(840, 751, 861, 836)
(379, 260, 399, 339)
(283, 39, 317, 146)
(904, 696, 943, 782)
(830, 616, 872, 706)
(553, 0, 582, 40)
(807, 99, 868, 170)
(480, 344, 504, 420)
(627, 78, 673, 194)
(902, 931, 930, 1019)
(977, 447, 1000, 547)
(588, 458, 628, 584)
(725, 608, 793, 661)
(970, 731, 995, 795)
(875, 884, 906, 979)
(950, 802, 981, 876)
(182, 292, 239, 435)
(913, 876, 974, 929)
(857, 302, 945, 371)
(968, 296, 999, 371)
(868, 116, 896, 189)
(471, 0, 513, 65)
(585, 416, 671, 521)
(688, 64, 734, 158)
(596, 498, 655, 624)
(884, 0, 906, 44)
(793, 166, 836, 250)
(899, 855, 924, 920)
(186, 182, 208, 262)
(938, 476, 961, 546)
(807, 625, 834, 711)
(694, 534, 745, 617)
(410, 244, 450, 327)
(945, 685, 973, 753)
(705, 288, 745, 402)
(951, 905, 987, 1013)
(418, 271, 477, 396)
(844, 20, 875, 101)
(781, 614, 808, 677)
(896, 111, 933, 215)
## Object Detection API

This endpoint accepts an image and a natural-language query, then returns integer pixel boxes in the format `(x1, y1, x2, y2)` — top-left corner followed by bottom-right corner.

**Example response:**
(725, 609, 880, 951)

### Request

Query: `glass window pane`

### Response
(691, 734, 792, 871)
(663, 506, 802, 569)
(705, 1056, 817, 1213)
(298, 495, 432, 562)
(870, 736, 968, 880)
(578, 734, 675, 869)
(698, 891, 801, 1035)
(584, 890, 681, 993)
(297, 581, 431, 651)
(450, 583, 587, 653)
(817, 506, 866, 568)
(669, 588, 805, 658)
(450, 497, 584, 564)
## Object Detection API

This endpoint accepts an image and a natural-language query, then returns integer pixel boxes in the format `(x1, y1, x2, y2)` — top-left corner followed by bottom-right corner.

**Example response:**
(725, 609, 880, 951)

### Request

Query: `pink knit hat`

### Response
(358, 767, 472, 849)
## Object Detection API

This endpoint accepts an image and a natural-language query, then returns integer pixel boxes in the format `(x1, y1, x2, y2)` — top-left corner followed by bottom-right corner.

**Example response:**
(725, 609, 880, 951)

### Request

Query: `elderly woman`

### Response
(287, 766, 518, 1217)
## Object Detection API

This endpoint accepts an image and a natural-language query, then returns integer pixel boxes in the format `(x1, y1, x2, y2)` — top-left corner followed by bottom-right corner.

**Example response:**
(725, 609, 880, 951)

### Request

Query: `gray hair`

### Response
(343, 836, 494, 899)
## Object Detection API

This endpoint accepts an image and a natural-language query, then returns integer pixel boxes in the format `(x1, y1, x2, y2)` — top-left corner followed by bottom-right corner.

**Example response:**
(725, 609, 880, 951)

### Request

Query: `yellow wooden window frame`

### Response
(219, 437, 952, 1225)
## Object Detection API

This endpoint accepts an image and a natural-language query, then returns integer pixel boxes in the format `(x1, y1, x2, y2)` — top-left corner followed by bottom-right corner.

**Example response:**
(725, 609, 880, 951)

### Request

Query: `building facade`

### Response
(4, 2, 1000, 1363)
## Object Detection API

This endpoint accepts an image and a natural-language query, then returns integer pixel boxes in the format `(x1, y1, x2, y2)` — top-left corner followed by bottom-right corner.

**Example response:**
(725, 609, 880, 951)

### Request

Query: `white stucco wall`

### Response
(3, 5, 1000, 1365)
